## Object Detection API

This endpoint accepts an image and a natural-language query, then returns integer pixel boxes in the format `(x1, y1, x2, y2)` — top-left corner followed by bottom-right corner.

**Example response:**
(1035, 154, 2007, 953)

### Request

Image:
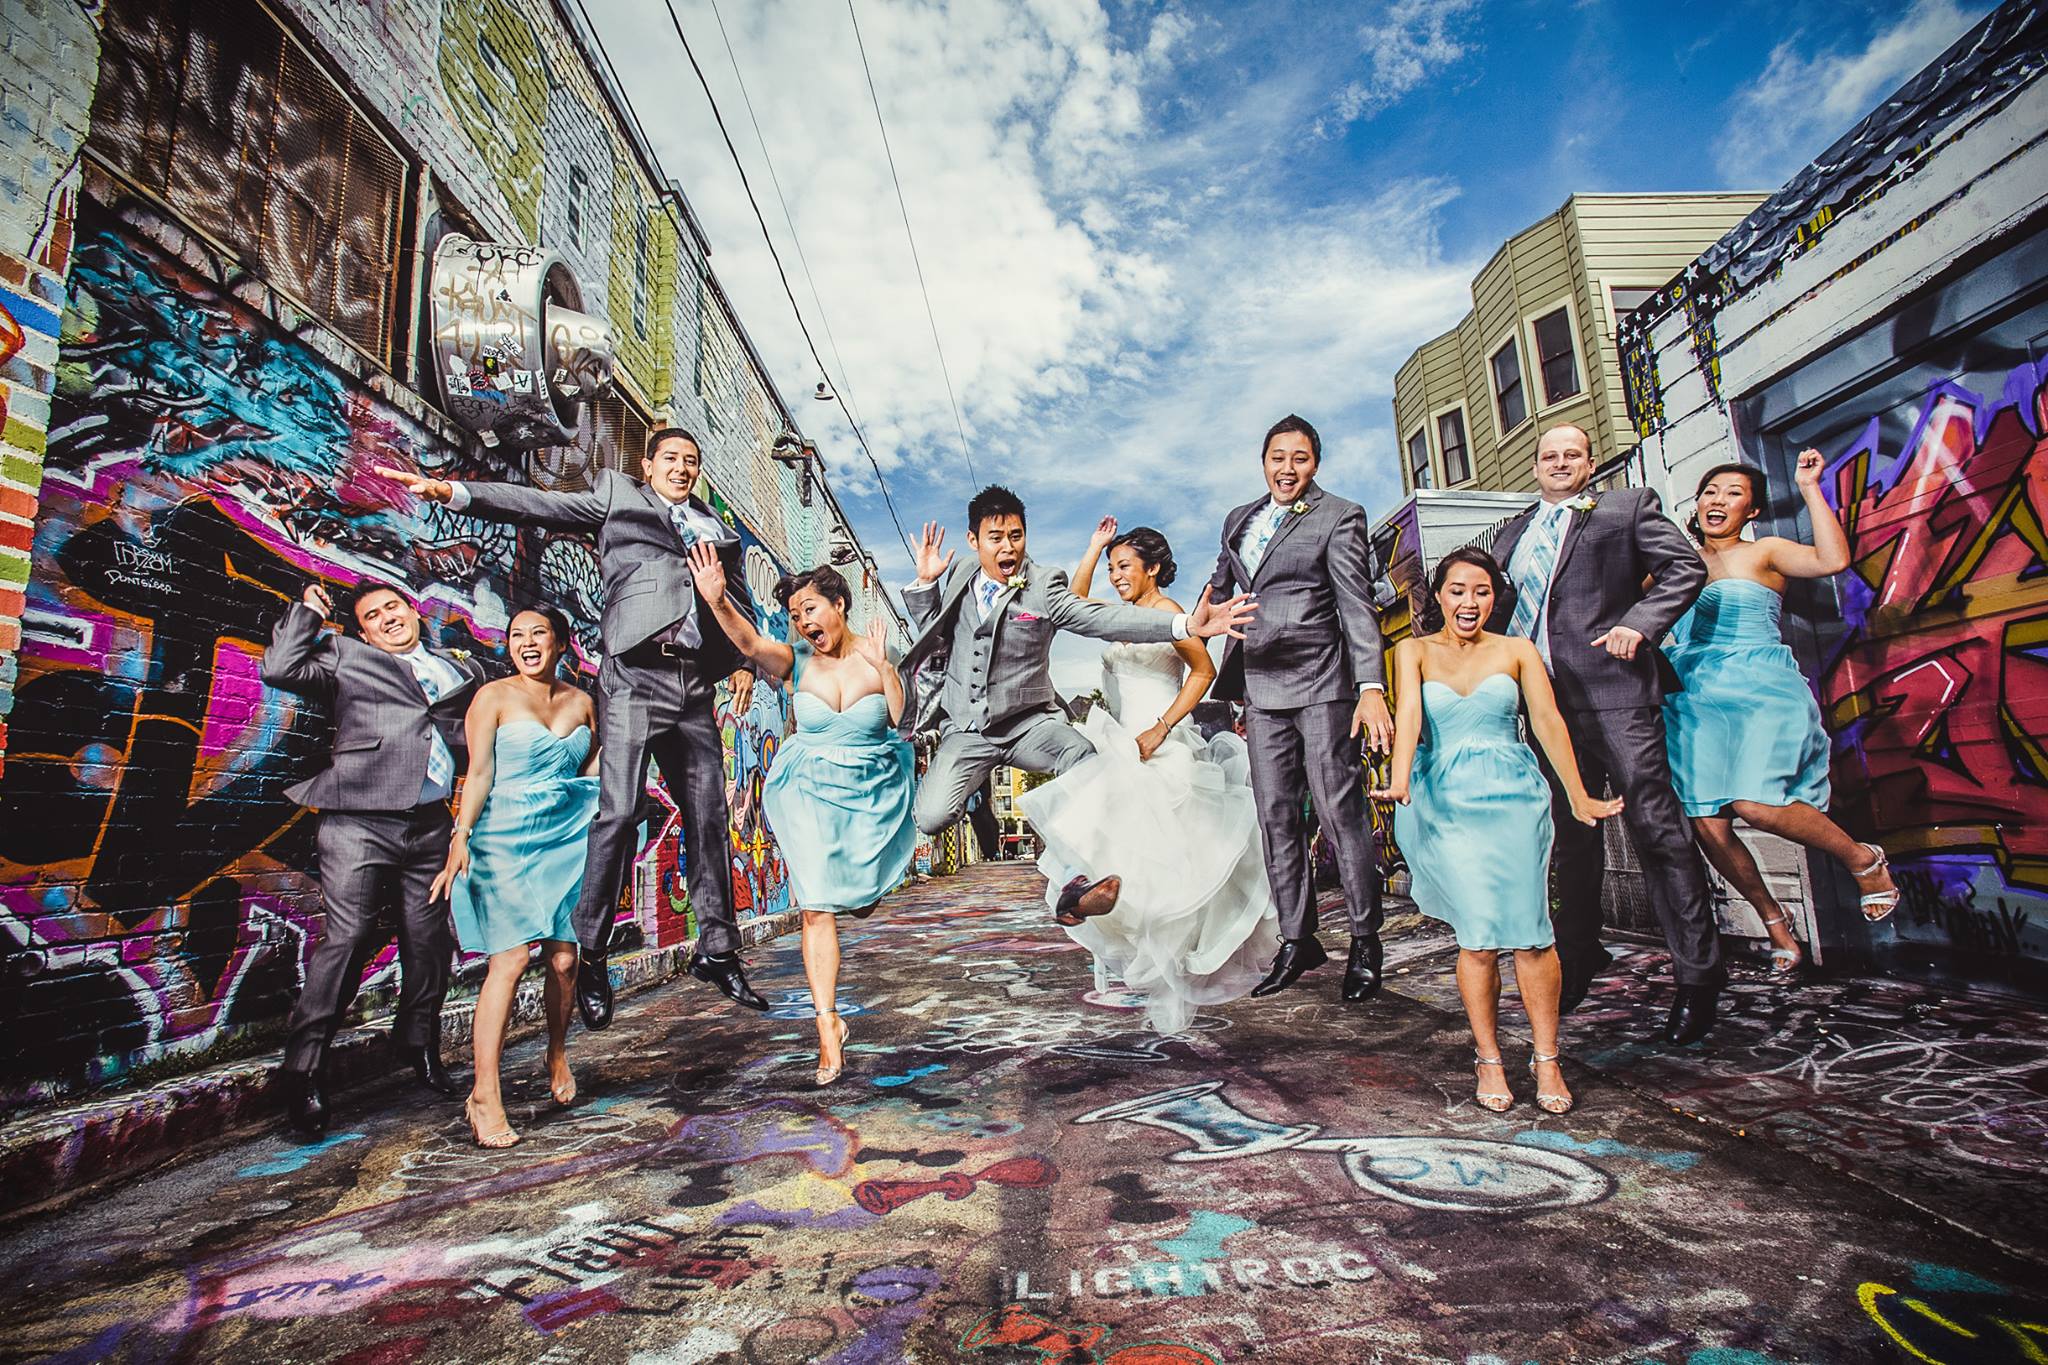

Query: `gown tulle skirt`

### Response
(761, 675, 918, 914)
(1017, 643, 1280, 1035)
(451, 721, 600, 956)
(1662, 578, 1832, 818)
(1394, 675, 1556, 952)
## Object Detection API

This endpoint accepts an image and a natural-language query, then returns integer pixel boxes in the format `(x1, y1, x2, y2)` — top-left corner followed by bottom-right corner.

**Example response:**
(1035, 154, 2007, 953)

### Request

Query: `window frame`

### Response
(1489, 327, 1530, 439)
(1598, 275, 1667, 339)
(1430, 400, 1472, 486)
(1522, 296, 1586, 413)
(566, 165, 589, 252)
(1405, 424, 1433, 491)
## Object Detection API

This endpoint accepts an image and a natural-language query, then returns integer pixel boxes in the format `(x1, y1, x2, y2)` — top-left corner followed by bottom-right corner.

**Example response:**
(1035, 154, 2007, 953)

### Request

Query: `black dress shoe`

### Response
(689, 950, 769, 1012)
(1054, 875, 1122, 926)
(1662, 982, 1720, 1046)
(577, 952, 615, 1032)
(1557, 946, 1615, 1014)
(279, 1069, 329, 1138)
(1250, 936, 1329, 997)
(403, 1043, 459, 1097)
(1341, 934, 1383, 1003)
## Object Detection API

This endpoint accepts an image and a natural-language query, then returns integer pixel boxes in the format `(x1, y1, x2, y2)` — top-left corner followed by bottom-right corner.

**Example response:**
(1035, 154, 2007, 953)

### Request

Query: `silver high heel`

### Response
(1529, 1051, 1574, 1115)
(1472, 1054, 1514, 1112)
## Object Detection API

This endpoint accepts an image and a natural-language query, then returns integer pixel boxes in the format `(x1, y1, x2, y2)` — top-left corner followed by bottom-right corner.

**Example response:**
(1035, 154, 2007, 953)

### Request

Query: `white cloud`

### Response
(1318, 0, 1479, 135)
(1714, 0, 1991, 186)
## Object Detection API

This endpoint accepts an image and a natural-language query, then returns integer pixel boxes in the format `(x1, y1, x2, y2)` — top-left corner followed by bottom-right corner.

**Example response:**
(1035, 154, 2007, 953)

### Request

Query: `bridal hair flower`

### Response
(1006, 573, 1026, 589)
(1290, 499, 1310, 515)
(1568, 494, 1598, 512)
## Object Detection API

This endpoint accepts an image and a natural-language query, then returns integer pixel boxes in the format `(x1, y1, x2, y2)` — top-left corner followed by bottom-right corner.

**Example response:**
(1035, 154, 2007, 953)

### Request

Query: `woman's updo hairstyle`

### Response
(1417, 545, 1506, 634)
(1108, 526, 1176, 588)
(1685, 462, 1766, 544)
(508, 604, 576, 674)
(775, 564, 853, 612)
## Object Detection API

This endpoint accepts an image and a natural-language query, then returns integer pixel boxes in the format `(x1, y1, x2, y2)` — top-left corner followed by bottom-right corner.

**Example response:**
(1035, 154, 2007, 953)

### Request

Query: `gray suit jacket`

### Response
(262, 603, 483, 811)
(460, 470, 758, 675)
(1486, 487, 1705, 714)
(899, 557, 1179, 738)
(1206, 482, 1385, 708)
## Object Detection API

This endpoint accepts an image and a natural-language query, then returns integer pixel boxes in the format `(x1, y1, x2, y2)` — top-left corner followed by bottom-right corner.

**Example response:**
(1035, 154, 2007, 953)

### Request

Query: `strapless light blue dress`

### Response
(760, 645, 916, 914)
(451, 721, 599, 955)
(1394, 673, 1555, 951)
(1662, 578, 1832, 818)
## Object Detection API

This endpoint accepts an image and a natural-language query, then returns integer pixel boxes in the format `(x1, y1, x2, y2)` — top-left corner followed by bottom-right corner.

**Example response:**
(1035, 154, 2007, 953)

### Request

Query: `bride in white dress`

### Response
(1017, 519, 1280, 1034)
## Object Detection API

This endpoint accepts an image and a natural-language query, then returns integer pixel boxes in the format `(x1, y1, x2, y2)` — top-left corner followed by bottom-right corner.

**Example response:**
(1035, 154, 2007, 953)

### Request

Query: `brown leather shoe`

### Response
(1054, 875, 1122, 926)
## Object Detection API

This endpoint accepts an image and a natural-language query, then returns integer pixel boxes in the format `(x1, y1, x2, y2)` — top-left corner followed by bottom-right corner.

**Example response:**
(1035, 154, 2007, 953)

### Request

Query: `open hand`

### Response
(428, 837, 469, 903)
(915, 522, 955, 583)
(1571, 792, 1625, 826)
(687, 541, 727, 600)
(1186, 585, 1257, 640)
(301, 583, 335, 617)
(1793, 447, 1825, 491)
(373, 465, 455, 503)
(1368, 780, 1409, 805)
(1590, 625, 1644, 660)
(852, 615, 890, 667)
(1088, 516, 1119, 551)
(1350, 690, 1394, 753)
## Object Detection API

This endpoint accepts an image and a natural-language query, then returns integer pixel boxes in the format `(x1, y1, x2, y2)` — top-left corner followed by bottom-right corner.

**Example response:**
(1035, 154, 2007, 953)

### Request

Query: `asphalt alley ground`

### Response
(1, 864, 2043, 1365)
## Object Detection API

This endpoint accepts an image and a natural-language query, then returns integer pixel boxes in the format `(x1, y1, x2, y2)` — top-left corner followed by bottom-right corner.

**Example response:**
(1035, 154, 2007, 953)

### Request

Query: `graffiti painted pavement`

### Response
(0, 865, 2040, 1364)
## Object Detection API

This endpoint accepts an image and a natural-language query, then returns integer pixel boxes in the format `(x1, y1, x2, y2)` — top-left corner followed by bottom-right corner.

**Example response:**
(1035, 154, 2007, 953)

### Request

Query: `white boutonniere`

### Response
(1005, 573, 1026, 590)
(448, 648, 472, 662)
(1568, 495, 1598, 513)
(1291, 500, 1310, 515)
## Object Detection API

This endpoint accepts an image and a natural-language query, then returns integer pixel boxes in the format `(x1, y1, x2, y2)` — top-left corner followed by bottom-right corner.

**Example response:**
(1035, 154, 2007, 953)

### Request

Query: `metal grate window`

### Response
(88, 0, 407, 365)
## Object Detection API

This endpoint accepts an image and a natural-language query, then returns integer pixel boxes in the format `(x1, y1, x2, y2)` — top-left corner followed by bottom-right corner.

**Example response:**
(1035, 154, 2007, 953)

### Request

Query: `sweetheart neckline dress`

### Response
(450, 719, 600, 955)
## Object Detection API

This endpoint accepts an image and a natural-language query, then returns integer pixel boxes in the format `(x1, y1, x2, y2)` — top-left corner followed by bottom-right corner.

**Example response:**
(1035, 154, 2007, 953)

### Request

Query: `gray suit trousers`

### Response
(1540, 705, 1722, 986)
(1245, 700, 1383, 941)
(914, 712, 1093, 836)
(580, 649, 739, 956)
(284, 803, 454, 1074)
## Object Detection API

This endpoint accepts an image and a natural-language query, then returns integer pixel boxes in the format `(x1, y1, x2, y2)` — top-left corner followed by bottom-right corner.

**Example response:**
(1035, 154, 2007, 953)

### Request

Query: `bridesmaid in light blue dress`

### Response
(691, 545, 914, 1088)
(433, 605, 598, 1148)
(1374, 548, 1620, 1115)
(1668, 450, 1901, 974)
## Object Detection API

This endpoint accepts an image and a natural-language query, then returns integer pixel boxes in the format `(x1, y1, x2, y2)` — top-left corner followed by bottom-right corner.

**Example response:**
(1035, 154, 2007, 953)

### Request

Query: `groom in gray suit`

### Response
(902, 485, 1254, 922)
(264, 580, 484, 1135)
(1209, 415, 1392, 1001)
(380, 429, 768, 1028)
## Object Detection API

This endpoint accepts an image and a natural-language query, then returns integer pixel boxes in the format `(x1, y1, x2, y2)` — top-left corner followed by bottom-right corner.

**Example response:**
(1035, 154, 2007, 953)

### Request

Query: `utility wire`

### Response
(705, 0, 868, 436)
(655, 0, 917, 562)
(845, 0, 979, 487)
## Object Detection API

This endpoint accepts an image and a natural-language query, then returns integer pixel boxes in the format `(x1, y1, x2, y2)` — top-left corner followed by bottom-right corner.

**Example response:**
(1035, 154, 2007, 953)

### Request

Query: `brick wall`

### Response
(0, 0, 901, 1106)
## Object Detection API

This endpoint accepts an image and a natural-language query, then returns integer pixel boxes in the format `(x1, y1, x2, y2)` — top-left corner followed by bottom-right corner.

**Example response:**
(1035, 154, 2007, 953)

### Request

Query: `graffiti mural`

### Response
(1815, 360, 2048, 971)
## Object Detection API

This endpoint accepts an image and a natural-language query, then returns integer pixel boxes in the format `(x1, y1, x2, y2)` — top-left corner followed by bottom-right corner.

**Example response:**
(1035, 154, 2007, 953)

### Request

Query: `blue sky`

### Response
(593, 0, 1988, 687)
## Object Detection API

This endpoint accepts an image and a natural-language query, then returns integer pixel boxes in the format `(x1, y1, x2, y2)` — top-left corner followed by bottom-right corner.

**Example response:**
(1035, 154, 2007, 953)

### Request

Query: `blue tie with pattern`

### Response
(1240, 503, 1288, 577)
(1509, 505, 1567, 641)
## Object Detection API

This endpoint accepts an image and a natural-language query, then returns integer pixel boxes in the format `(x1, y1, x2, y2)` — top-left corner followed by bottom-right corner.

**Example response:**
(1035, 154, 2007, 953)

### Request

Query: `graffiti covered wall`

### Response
(0, 0, 898, 1105)
(1619, 1, 2048, 983)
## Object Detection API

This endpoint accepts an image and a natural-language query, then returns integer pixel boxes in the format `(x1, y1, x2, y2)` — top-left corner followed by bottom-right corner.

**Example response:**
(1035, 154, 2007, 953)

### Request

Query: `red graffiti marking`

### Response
(853, 1154, 1057, 1216)
(959, 1304, 1218, 1364)
(1820, 369, 2048, 889)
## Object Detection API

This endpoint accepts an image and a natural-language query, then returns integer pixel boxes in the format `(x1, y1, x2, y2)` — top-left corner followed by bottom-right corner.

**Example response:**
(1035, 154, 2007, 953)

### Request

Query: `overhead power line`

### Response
(652, 0, 916, 561)
(844, 0, 979, 488)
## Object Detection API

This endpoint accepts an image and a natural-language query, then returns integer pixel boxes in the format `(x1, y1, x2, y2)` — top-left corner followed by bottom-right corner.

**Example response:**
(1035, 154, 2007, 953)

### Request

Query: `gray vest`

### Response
(941, 591, 1000, 731)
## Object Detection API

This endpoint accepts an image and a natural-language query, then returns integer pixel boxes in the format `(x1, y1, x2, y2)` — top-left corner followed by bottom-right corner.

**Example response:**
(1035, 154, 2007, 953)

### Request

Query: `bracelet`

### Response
(454, 826, 473, 837)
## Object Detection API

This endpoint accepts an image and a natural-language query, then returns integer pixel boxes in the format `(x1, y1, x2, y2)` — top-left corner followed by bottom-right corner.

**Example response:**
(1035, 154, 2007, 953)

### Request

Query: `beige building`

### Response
(1392, 192, 1765, 495)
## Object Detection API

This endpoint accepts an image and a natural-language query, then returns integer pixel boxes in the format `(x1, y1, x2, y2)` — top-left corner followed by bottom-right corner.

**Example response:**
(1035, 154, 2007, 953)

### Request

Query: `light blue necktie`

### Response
(1239, 502, 1289, 577)
(669, 500, 704, 546)
(1509, 505, 1568, 641)
(977, 577, 1003, 622)
(403, 652, 456, 794)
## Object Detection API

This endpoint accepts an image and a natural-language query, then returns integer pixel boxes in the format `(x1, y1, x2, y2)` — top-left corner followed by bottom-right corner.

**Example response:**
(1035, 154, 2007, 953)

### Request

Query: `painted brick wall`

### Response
(0, 0, 901, 1106)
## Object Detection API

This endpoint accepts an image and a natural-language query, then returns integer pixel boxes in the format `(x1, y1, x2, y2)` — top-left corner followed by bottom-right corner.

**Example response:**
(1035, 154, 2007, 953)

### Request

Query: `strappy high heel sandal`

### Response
(1853, 843, 1900, 922)
(542, 1051, 576, 1107)
(465, 1095, 520, 1149)
(1529, 1052, 1574, 1115)
(1472, 1055, 1514, 1112)
(815, 1013, 850, 1087)
(1757, 910, 1804, 974)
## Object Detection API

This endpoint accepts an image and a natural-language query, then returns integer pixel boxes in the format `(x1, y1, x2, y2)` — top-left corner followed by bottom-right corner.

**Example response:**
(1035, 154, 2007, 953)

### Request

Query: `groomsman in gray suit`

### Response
(1487, 423, 1718, 1045)
(264, 580, 484, 1136)
(901, 485, 1254, 923)
(1208, 415, 1393, 1001)
(379, 429, 768, 1029)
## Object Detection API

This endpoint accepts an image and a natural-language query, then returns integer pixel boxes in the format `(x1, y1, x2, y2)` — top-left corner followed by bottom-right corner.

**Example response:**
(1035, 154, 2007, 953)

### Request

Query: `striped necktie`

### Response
(1240, 503, 1288, 577)
(1508, 505, 1567, 640)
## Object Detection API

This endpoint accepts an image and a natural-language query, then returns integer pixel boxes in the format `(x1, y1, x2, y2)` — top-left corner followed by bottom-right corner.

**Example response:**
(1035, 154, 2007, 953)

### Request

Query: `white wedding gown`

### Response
(1016, 640, 1280, 1034)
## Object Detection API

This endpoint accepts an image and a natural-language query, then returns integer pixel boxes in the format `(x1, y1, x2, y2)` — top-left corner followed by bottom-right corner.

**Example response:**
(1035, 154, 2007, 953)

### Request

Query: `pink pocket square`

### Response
(1014, 611, 1043, 622)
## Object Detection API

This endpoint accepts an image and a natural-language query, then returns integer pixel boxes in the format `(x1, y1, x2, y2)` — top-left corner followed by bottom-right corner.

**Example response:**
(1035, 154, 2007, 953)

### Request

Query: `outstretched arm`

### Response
(431, 688, 501, 903)
(902, 521, 956, 628)
(1763, 447, 1852, 579)
(1134, 607, 1219, 762)
(261, 585, 343, 695)
(374, 464, 607, 533)
(1611, 488, 1707, 650)
(1514, 640, 1624, 826)
(688, 542, 793, 681)
(1073, 517, 1118, 599)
